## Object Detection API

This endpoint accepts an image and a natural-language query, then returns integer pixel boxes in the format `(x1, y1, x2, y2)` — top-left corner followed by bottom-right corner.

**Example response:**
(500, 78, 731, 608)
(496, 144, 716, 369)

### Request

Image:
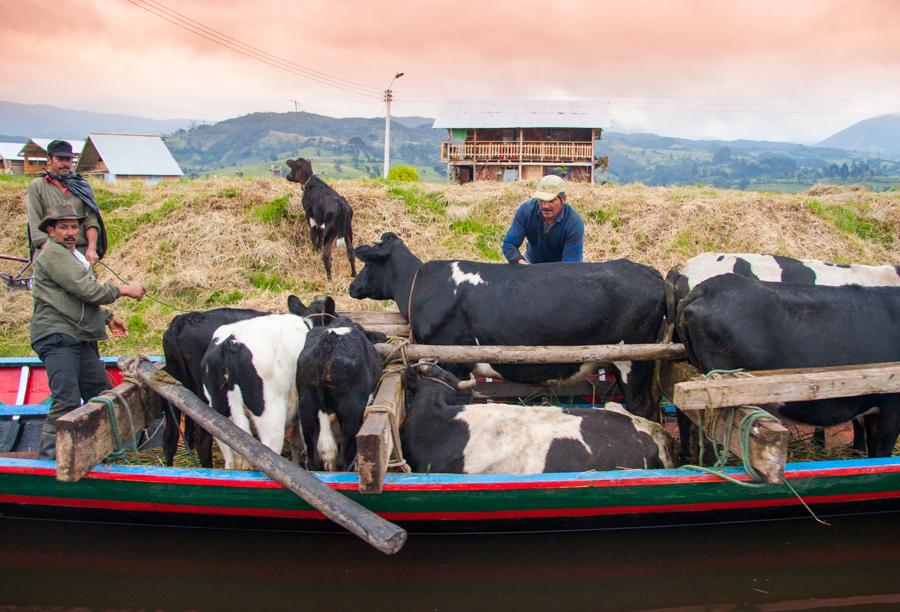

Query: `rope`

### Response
(363, 401, 411, 473)
(98, 261, 191, 313)
(90, 394, 140, 464)
(405, 268, 420, 344)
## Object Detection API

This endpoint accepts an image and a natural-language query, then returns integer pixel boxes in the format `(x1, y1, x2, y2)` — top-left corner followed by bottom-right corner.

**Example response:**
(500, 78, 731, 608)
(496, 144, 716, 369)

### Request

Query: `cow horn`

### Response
(416, 364, 429, 374)
(457, 373, 477, 389)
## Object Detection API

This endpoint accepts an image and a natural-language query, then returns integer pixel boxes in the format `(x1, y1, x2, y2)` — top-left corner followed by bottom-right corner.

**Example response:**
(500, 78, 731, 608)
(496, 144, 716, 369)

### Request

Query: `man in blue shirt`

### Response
(501, 174, 584, 264)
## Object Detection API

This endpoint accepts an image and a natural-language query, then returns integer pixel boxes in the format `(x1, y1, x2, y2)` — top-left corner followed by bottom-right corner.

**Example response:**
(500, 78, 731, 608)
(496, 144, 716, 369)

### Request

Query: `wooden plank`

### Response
(122, 357, 407, 554)
(356, 370, 404, 495)
(339, 310, 407, 325)
(359, 324, 410, 338)
(472, 378, 616, 401)
(673, 362, 900, 412)
(659, 361, 789, 485)
(56, 364, 164, 483)
(373, 343, 686, 364)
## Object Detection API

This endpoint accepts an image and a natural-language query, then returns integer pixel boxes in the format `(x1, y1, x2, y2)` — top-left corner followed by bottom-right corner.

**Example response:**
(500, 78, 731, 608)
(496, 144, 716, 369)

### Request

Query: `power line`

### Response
(125, 0, 381, 98)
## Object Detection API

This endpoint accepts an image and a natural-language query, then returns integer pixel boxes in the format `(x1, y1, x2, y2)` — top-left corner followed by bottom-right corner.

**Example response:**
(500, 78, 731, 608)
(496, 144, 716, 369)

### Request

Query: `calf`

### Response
(162, 295, 334, 467)
(400, 363, 675, 474)
(201, 312, 324, 470)
(349, 232, 666, 419)
(676, 273, 900, 458)
(295, 317, 385, 471)
(286, 157, 356, 280)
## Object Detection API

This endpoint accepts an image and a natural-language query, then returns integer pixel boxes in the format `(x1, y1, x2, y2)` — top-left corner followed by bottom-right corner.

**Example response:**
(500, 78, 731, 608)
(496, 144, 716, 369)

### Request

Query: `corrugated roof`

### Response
(432, 99, 611, 129)
(79, 133, 183, 176)
(27, 138, 85, 155)
(0, 142, 25, 160)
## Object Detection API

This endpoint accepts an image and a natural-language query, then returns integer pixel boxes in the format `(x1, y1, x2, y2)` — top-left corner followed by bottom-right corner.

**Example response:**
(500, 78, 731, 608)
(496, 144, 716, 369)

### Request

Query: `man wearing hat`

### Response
(501, 174, 584, 264)
(25, 139, 108, 264)
(30, 203, 145, 460)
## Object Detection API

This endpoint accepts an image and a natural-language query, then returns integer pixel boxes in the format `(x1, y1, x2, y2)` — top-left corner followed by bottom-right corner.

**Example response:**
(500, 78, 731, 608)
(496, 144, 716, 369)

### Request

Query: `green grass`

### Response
(94, 187, 144, 211)
(105, 197, 181, 248)
(806, 199, 894, 245)
(251, 194, 291, 225)
(205, 289, 244, 306)
(585, 206, 623, 227)
(670, 229, 719, 256)
(450, 218, 505, 261)
(247, 271, 291, 293)
(386, 185, 448, 216)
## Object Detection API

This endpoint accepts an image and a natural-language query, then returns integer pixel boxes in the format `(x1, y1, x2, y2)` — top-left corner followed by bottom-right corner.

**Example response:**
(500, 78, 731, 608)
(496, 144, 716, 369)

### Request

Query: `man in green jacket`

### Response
(31, 204, 145, 460)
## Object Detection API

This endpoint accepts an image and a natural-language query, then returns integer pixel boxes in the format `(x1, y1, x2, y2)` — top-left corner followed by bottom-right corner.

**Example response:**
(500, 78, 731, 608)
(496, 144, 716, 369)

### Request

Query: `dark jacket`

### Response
(501, 198, 584, 264)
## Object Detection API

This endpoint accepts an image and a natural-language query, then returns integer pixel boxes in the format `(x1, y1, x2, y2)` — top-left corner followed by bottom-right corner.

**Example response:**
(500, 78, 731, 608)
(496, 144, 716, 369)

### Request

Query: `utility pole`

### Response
(289, 99, 301, 153)
(383, 72, 404, 178)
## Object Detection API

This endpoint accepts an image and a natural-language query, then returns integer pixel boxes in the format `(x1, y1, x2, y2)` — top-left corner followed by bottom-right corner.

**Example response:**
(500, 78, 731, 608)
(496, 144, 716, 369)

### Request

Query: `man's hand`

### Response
(85, 246, 99, 265)
(119, 284, 146, 300)
(108, 316, 128, 338)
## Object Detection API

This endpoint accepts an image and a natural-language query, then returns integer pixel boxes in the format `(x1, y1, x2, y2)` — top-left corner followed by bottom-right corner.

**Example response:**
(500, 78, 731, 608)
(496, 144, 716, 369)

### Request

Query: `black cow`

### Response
(676, 274, 900, 458)
(295, 317, 386, 471)
(399, 363, 675, 474)
(348, 232, 666, 419)
(286, 157, 356, 280)
(665, 252, 900, 331)
(161, 295, 335, 467)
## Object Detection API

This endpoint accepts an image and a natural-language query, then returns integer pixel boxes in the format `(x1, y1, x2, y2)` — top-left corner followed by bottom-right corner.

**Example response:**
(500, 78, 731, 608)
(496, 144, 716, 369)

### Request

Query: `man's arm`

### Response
(41, 247, 120, 305)
(25, 181, 48, 251)
(560, 217, 585, 263)
(501, 204, 529, 263)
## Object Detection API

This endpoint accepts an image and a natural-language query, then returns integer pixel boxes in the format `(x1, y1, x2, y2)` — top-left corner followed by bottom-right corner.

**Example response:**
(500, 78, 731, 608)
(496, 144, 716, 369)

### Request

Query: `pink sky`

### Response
(2, 0, 898, 142)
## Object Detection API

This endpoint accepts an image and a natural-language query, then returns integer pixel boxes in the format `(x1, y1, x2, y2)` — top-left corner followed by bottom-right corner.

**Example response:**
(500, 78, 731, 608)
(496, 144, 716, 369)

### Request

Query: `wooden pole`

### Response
(120, 357, 407, 555)
(356, 370, 404, 494)
(374, 343, 686, 364)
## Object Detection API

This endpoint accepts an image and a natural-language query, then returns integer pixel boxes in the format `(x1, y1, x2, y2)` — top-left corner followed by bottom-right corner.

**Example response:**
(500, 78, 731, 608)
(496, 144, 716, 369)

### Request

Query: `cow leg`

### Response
(162, 403, 180, 466)
(194, 428, 214, 468)
(863, 399, 900, 458)
(307, 218, 320, 252)
(345, 225, 357, 277)
(851, 417, 867, 453)
(322, 237, 335, 281)
(612, 361, 657, 420)
(286, 411, 308, 468)
(299, 393, 323, 470)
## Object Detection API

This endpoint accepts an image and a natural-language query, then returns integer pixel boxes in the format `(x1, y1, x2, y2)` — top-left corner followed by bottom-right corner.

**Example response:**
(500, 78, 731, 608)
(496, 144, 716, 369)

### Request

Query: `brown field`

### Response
(1, 175, 898, 356)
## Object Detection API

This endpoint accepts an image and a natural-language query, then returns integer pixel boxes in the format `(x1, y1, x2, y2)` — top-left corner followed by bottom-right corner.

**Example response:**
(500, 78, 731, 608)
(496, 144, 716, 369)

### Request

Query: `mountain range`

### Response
(2, 100, 898, 190)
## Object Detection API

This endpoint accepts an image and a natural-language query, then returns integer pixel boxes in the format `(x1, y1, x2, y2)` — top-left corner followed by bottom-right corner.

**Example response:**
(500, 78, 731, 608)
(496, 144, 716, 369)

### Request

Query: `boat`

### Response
(1, 355, 899, 534)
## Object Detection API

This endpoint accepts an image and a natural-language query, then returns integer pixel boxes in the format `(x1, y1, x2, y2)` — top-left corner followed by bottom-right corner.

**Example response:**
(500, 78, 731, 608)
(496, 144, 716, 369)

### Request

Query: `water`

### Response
(2, 513, 898, 611)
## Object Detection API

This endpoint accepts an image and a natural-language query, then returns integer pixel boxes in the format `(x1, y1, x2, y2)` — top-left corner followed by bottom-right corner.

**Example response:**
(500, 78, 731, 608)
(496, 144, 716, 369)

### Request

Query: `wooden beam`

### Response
(673, 361, 900, 412)
(356, 370, 404, 495)
(373, 343, 686, 364)
(339, 310, 407, 325)
(358, 324, 410, 338)
(473, 378, 616, 401)
(56, 363, 164, 483)
(659, 361, 789, 485)
(121, 356, 407, 554)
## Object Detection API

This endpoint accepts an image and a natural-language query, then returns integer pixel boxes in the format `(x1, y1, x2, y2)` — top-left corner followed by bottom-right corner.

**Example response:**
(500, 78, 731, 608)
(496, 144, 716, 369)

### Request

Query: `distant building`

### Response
(433, 99, 611, 184)
(0, 142, 26, 174)
(75, 133, 183, 184)
(20, 138, 85, 175)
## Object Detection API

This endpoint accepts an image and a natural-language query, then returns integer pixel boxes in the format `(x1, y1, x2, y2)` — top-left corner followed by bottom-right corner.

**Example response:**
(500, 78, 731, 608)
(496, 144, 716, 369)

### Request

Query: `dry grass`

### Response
(1, 175, 898, 357)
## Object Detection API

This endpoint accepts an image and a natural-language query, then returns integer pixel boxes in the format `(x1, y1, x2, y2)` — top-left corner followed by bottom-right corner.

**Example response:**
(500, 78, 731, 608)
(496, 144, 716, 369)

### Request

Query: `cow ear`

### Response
(322, 296, 336, 316)
(287, 294, 306, 314)
(286, 159, 298, 169)
(355, 245, 388, 263)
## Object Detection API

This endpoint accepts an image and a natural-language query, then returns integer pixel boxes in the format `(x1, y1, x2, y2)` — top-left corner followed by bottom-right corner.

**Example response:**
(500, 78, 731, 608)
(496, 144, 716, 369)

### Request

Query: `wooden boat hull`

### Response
(2, 457, 898, 533)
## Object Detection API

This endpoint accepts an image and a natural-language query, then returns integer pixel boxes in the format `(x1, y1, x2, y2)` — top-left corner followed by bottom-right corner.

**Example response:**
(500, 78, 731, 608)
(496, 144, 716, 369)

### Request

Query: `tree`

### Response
(712, 147, 731, 165)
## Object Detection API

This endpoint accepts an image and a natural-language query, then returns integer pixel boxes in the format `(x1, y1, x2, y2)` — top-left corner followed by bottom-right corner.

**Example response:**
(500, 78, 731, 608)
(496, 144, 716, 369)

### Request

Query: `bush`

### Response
(388, 166, 419, 182)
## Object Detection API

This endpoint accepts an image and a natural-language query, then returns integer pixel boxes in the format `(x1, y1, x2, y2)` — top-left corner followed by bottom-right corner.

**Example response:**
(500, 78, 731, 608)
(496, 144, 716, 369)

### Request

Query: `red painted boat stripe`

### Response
(2, 490, 898, 522)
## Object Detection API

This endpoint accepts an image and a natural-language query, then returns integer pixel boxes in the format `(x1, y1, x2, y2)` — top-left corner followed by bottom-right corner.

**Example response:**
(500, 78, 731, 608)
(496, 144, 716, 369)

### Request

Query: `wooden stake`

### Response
(121, 356, 407, 555)
(356, 370, 404, 494)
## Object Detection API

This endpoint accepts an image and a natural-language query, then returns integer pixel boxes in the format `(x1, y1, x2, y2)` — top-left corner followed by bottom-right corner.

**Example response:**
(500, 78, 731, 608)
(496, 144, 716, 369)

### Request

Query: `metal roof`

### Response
(432, 99, 611, 129)
(0, 142, 25, 160)
(78, 133, 183, 176)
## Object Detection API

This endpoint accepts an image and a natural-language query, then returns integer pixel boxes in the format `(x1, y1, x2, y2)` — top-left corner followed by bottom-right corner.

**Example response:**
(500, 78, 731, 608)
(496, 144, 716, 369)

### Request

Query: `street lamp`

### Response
(383, 72, 404, 178)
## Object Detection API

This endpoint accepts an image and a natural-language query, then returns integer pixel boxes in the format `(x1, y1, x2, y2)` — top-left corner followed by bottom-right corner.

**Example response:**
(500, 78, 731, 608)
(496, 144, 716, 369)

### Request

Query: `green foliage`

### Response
(450, 218, 504, 261)
(670, 229, 718, 256)
(105, 197, 180, 248)
(126, 314, 148, 336)
(205, 289, 244, 307)
(386, 185, 447, 216)
(218, 187, 239, 198)
(248, 271, 290, 293)
(251, 194, 290, 225)
(388, 165, 419, 182)
(94, 187, 143, 212)
(585, 206, 622, 228)
(806, 199, 893, 245)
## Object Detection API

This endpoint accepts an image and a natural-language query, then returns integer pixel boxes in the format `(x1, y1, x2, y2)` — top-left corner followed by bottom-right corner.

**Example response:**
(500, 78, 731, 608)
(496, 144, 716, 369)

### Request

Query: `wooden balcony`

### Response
(441, 141, 595, 164)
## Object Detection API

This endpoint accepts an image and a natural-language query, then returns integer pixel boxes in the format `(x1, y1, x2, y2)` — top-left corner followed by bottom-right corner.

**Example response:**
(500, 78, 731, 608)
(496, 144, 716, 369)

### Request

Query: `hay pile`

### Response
(1, 175, 897, 356)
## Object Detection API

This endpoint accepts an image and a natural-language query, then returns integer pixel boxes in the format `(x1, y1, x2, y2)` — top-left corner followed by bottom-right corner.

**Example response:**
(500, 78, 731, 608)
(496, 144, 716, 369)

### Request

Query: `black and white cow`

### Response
(201, 310, 331, 470)
(348, 232, 666, 419)
(295, 316, 386, 471)
(676, 273, 900, 458)
(399, 363, 675, 474)
(161, 295, 335, 467)
(286, 157, 356, 280)
(666, 252, 900, 330)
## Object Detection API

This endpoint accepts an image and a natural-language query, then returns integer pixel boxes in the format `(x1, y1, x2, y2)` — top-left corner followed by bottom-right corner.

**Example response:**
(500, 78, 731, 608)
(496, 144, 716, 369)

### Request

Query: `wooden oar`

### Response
(120, 356, 406, 555)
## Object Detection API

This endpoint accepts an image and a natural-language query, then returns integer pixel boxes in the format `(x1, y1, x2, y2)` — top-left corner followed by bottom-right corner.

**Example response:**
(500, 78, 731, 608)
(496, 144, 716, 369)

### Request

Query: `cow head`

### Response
(286, 157, 314, 186)
(404, 362, 476, 405)
(287, 294, 336, 326)
(349, 232, 421, 303)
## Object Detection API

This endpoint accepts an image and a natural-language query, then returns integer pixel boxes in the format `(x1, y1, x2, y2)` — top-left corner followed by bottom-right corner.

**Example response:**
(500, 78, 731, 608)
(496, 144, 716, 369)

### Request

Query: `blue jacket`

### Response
(501, 198, 584, 264)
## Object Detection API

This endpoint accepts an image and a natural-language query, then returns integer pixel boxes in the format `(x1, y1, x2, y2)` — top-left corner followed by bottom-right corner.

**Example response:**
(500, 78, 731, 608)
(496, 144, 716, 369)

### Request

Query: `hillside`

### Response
(819, 114, 900, 158)
(2, 175, 897, 358)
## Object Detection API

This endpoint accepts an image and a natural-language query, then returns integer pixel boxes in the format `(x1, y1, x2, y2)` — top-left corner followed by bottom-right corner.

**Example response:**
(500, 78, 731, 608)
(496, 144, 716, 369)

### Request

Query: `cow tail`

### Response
(664, 268, 680, 330)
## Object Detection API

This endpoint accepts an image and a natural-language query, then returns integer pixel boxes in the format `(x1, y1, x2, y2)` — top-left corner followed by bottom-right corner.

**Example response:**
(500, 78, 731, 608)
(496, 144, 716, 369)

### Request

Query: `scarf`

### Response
(43, 171, 108, 260)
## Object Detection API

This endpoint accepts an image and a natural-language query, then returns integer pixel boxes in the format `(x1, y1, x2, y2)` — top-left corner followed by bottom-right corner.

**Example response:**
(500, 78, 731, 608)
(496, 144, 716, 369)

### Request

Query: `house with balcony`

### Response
(432, 99, 611, 184)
